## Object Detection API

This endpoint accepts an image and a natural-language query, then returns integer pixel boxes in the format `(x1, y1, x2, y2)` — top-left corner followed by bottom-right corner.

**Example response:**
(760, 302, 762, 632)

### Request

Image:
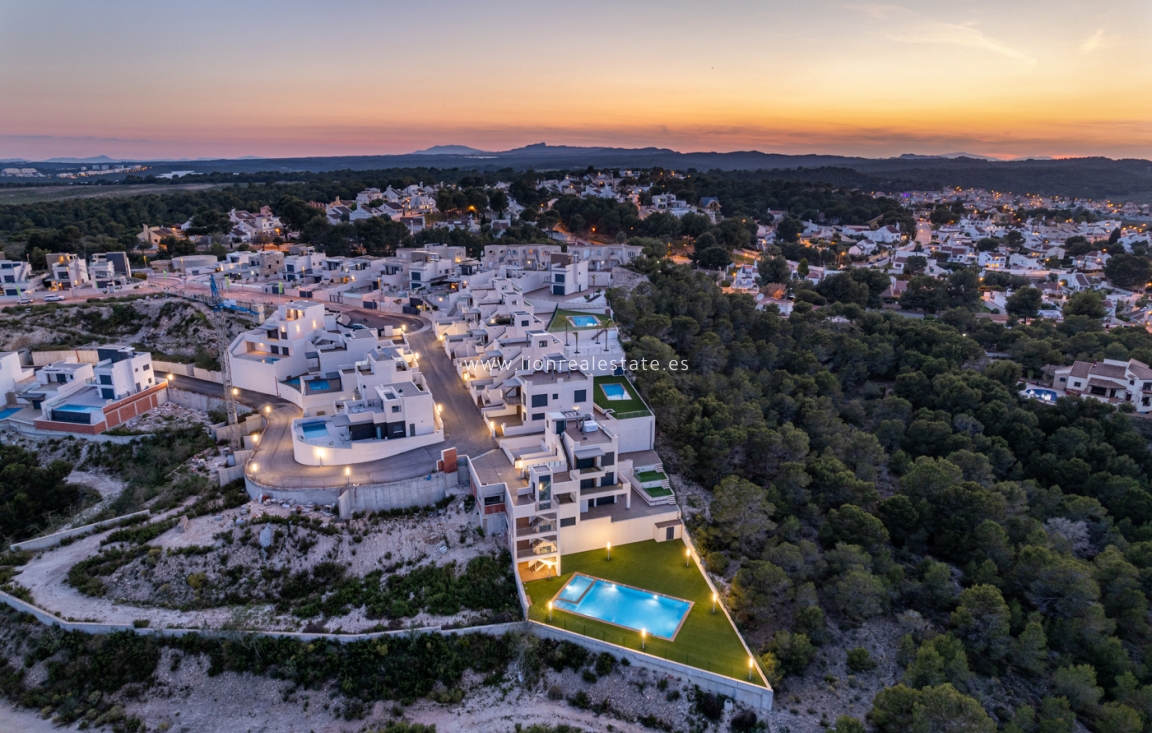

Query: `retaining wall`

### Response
(529, 622, 773, 712)
(29, 349, 100, 366)
(336, 471, 458, 517)
(154, 361, 223, 383)
(10, 510, 152, 552)
(167, 388, 253, 416)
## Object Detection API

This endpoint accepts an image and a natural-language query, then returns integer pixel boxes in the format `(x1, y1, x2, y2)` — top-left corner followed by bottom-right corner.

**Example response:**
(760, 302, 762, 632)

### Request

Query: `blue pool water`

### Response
(283, 377, 301, 388)
(552, 575, 691, 640)
(0, 407, 19, 420)
(56, 404, 104, 413)
(257, 356, 280, 364)
(1025, 388, 1058, 402)
(300, 421, 329, 439)
(307, 379, 331, 391)
(568, 315, 600, 328)
(600, 383, 628, 401)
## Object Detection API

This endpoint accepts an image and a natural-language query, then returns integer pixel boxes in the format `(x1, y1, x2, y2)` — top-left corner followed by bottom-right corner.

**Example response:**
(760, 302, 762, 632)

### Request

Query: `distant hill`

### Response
(410, 145, 492, 156)
(45, 155, 122, 164)
(13, 144, 1152, 202)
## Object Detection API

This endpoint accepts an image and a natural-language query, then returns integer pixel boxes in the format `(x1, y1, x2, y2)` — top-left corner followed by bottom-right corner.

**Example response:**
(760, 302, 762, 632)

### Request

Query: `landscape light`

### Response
(547, 600, 553, 622)
(606, 541, 611, 560)
(685, 547, 691, 567)
(748, 656, 755, 680)
(712, 592, 718, 614)
(641, 628, 647, 650)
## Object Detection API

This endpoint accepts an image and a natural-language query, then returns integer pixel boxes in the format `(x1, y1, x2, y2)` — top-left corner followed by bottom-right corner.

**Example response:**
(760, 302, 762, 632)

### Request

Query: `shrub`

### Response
(730, 709, 757, 731)
(846, 647, 877, 672)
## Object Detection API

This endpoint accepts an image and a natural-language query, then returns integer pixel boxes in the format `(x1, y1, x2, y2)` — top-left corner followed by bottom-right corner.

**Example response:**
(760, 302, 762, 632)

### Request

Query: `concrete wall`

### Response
(529, 622, 773, 712)
(213, 414, 265, 443)
(154, 360, 223, 384)
(10, 510, 151, 551)
(167, 387, 252, 416)
(0, 420, 143, 444)
(336, 470, 458, 517)
(30, 349, 100, 366)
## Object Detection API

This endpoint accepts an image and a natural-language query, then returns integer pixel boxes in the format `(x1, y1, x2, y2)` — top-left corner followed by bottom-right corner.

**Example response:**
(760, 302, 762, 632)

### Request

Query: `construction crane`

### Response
(207, 274, 251, 451)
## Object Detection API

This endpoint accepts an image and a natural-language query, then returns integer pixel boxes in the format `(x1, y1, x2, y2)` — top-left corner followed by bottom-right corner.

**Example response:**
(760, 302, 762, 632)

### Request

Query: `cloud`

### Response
(849, 4, 1035, 65)
(1079, 28, 1107, 54)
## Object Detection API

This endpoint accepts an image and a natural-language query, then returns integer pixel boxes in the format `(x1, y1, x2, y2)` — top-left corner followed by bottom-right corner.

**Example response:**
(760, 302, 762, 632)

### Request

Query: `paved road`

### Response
(247, 310, 495, 491)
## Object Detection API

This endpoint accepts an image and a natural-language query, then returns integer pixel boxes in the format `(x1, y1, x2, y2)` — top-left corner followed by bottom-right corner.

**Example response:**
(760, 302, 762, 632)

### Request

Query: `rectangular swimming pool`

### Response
(568, 315, 600, 328)
(551, 574, 692, 640)
(56, 404, 104, 413)
(306, 379, 331, 391)
(300, 421, 329, 439)
(600, 383, 629, 401)
(0, 407, 20, 420)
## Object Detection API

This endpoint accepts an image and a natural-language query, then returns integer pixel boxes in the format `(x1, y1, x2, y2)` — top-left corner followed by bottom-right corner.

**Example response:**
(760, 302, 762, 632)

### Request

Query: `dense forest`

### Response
(611, 258, 1152, 732)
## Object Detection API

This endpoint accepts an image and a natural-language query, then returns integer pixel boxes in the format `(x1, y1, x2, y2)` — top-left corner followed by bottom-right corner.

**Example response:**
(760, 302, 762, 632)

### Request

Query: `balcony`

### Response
(579, 482, 623, 497)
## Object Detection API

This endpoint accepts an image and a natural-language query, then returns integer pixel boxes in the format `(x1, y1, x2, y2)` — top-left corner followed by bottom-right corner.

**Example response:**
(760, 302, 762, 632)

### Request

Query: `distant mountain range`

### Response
(4, 143, 1152, 201)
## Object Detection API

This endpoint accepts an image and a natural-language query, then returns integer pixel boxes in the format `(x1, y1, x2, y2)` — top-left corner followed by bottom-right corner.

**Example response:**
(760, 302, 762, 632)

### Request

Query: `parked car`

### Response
(16, 295, 33, 304)
(43, 294, 65, 302)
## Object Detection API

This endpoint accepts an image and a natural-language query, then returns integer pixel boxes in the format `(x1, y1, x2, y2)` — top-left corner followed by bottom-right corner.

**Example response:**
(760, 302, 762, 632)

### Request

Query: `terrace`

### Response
(547, 308, 614, 333)
(592, 375, 650, 418)
(524, 539, 765, 685)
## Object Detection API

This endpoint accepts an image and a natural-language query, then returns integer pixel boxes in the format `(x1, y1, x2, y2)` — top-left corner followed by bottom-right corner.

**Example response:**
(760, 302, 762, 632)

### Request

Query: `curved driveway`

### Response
(246, 309, 496, 491)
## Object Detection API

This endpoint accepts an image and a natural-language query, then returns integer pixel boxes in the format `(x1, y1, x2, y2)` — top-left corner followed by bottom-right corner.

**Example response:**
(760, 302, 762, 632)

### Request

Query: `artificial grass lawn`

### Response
(641, 486, 673, 498)
(636, 470, 668, 483)
(592, 375, 650, 417)
(523, 540, 763, 685)
(547, 308, 612, 333)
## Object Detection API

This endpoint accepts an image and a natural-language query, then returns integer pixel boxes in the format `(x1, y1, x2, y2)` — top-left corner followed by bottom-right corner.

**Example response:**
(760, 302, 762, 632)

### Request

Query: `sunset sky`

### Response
(2, 0, 1151, 161)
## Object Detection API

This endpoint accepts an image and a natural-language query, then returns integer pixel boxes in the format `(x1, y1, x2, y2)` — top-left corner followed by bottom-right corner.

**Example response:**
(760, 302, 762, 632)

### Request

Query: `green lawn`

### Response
(547, 308, 613, 333)
(523, 540, 763, 685)
(641, 485, 673, 498)
(592, 375, 650, 417)
(636, 470, 668, 483)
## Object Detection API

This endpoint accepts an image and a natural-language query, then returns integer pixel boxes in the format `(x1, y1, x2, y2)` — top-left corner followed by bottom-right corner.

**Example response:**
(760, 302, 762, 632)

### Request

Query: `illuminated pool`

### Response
(568, 315, 600, 328)
(552, 574, 692, 640)
(300, 421, 329, 440)
(600, 383, 629, 401)
(1025, 388, 1058, 402)
(307, 379, 331, 391)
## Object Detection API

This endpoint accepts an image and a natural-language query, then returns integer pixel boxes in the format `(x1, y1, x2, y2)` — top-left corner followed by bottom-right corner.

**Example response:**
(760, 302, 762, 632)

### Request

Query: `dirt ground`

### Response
(1, 644, 759, 733)
(13, 491, 506, 632)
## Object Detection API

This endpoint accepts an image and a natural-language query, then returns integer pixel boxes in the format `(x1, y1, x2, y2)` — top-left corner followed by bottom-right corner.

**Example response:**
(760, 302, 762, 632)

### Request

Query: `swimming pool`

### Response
(56, 404, 104, 413)
(256, 356, 281, 364)
(0, 407, 19, 420)
(568, 315, 600, 328)
(551, 574, 692, 640)
(300, 421, 329, 439)
(1025, 388, 1058, 402)
(306, 379, 331, 391)
(600, 383, 629, 401)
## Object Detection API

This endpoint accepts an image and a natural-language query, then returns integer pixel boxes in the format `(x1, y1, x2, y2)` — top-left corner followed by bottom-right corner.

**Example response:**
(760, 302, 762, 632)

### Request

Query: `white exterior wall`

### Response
(0, 352, 32, 400)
